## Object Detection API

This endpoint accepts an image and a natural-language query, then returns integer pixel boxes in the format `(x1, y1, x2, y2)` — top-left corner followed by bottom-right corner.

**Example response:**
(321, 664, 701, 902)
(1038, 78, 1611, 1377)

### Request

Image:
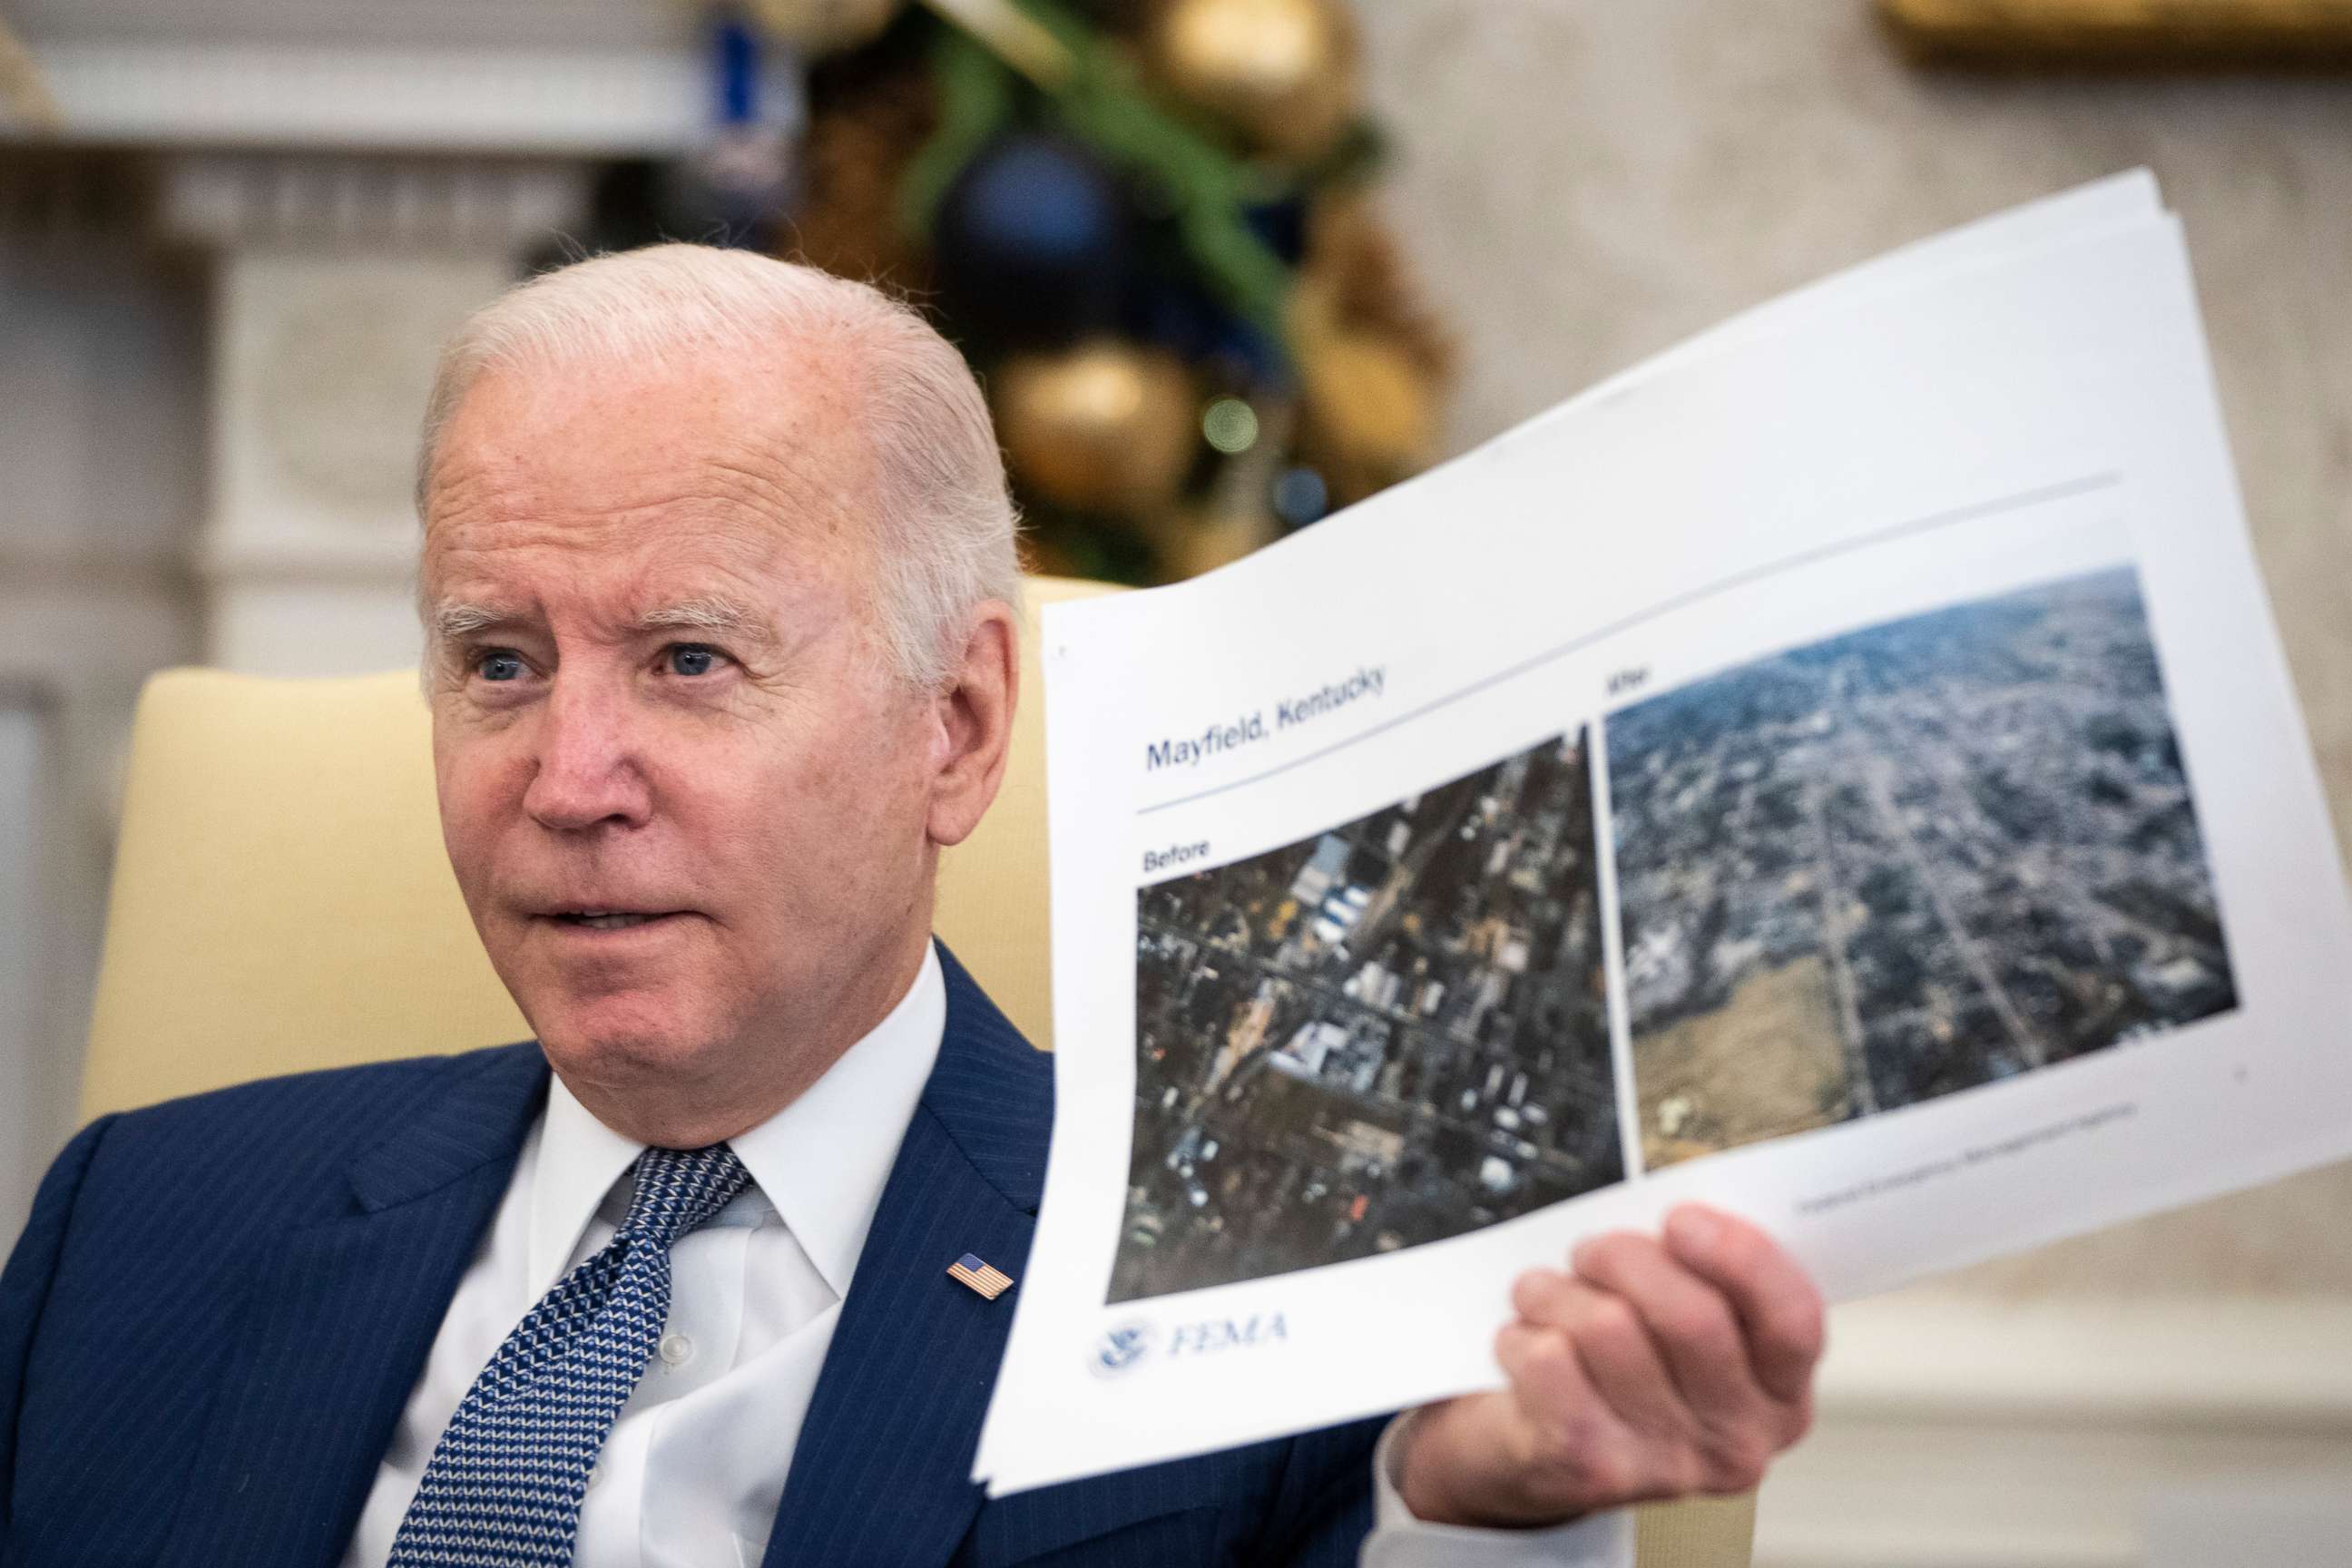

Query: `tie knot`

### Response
(620, 1143, 752, 1246)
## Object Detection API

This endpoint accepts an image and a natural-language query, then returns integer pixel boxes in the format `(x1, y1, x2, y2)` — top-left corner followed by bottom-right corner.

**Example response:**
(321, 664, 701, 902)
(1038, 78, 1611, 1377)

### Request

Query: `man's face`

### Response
(422, 353, 944, 1133)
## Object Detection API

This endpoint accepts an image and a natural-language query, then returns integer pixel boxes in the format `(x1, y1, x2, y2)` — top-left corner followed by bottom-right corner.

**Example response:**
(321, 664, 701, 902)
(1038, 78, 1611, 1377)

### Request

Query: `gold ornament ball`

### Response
(995, 341, 1199, 514)
(1152, 0, 1358, 162)
(747, 0, 906, 54)
(1299, 331, 1437, 498)
(1163, 507, 1280, 582)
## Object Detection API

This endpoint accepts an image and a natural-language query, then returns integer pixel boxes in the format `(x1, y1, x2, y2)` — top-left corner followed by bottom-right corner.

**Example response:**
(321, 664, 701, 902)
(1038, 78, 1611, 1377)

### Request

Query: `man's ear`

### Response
(926, 599, 1019, 848)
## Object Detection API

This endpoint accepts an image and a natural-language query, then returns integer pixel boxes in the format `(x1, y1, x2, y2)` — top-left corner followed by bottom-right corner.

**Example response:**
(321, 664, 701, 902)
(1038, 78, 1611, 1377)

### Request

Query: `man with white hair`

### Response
(0, 246, 1823, 1567)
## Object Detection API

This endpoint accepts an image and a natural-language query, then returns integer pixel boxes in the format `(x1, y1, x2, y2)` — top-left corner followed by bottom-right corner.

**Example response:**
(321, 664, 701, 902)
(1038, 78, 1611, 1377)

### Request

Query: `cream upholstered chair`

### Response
(81, 575, 1755, 1566)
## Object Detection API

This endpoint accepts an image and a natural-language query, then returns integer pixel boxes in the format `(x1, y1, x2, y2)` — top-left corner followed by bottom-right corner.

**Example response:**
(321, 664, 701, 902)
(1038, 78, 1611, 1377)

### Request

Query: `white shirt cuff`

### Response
(1360, 1414, 1636, 1568)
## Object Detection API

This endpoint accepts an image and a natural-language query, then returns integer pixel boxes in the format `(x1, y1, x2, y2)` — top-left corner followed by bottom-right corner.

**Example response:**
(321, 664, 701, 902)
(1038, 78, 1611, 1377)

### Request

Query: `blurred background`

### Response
(3, 1, 2350, 1561)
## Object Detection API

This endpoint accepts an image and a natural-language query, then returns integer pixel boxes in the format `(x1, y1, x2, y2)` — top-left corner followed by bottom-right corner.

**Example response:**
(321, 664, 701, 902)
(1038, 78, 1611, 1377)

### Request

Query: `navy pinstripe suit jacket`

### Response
(0, 946, 1387, 1566)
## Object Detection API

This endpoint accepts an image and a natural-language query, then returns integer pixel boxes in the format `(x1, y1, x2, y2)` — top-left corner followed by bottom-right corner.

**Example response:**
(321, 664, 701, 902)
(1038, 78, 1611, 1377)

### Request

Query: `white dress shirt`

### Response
(343, 942, 1630, 1567)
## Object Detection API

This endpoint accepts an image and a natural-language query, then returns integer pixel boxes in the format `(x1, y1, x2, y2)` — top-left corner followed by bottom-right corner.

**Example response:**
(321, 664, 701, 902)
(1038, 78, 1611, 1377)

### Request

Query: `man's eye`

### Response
(475, 650, 525, 682)
(667, 643, 722, 677)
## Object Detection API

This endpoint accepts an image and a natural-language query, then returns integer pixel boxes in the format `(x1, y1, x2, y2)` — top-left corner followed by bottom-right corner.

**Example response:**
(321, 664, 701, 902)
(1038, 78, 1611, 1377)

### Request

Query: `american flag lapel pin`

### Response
(946, 1252, 1014, 1300)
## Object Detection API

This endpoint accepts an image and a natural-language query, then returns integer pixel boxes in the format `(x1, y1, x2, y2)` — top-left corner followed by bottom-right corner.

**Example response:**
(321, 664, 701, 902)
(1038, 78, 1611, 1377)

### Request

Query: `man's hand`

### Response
(1395, 1204, 1824, 1528)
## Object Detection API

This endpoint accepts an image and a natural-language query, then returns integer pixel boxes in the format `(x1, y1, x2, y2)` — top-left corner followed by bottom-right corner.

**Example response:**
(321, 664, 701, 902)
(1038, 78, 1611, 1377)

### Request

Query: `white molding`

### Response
(0, 703, 52, 1235)
(208, 581, 422, 677)
(1753, 1292, 2352, 1568)
(188, 243, 499, 674)
(13, 40, 801, 156)
(162, 151, 593, 255)
(5, 0, 676, 53)
(1813, 1292, 2352, 1423)
(191, 531, 418, 587)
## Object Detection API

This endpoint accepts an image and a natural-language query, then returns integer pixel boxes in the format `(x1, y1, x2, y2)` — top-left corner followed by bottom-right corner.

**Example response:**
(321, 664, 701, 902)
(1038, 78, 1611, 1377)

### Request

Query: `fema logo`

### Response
(1091, 1320, 1155, 1377)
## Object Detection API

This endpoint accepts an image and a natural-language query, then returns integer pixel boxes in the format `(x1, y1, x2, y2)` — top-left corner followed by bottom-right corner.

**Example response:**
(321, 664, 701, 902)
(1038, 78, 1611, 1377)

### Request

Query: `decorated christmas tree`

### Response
(691, 0, 1451, 583)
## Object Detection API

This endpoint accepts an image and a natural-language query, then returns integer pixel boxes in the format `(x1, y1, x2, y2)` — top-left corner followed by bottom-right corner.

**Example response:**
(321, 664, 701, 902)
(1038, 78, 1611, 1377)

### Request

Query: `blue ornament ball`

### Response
(934, 134, 1131, 348)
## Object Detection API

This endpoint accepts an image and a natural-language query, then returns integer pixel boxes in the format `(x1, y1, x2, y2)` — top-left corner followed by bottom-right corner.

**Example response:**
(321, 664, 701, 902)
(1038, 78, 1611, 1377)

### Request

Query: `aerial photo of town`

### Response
(1114, 729, 1624, 1302)
(1607, 564, 2238, 1169)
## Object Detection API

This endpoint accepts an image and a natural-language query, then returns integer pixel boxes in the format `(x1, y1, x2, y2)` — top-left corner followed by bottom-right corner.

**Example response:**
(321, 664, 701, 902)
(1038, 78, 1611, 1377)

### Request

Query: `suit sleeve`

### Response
(1249, 1415, 1636, 1568)
(1360, 1416, 1635, 1567)
(0, 1116, 115, 1534)
(1250, 1416, 1387, 1566)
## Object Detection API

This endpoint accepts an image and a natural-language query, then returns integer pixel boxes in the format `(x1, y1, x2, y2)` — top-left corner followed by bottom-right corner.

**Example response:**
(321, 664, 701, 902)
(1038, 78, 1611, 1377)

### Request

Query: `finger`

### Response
(1495, 1318, 1601, 1414)
(1662, 1206, 1827, 1405)
(1493, 1321, 1641, 1484)
(1512, 1269, 1692, 1441)
(1571, 1231, 1760, 1420)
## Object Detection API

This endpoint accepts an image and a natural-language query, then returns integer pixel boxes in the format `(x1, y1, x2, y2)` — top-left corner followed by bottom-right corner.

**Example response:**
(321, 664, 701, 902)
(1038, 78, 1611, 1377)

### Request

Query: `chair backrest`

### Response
(77, 573, 1754, 1565)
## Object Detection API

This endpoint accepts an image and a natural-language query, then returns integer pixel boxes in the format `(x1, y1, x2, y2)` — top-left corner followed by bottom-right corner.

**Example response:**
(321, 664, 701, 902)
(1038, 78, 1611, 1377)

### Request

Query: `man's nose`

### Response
(522, 674, 652, 832)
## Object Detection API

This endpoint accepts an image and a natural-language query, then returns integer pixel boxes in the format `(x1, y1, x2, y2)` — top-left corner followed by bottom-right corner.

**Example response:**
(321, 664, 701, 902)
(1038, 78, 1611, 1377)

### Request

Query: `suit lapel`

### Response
(765, 947, 1054, 1568)
(161, 1044, 549, 1568)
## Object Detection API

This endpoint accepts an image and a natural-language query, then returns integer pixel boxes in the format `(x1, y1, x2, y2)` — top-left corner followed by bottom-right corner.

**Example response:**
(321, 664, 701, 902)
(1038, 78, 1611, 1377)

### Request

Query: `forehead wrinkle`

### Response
(424, 485, 792, 612)
(419, 452, 505, 544)
(418, 355, 884, 631)
(432, 448, 858, 569)
(698, 429, 874, 555)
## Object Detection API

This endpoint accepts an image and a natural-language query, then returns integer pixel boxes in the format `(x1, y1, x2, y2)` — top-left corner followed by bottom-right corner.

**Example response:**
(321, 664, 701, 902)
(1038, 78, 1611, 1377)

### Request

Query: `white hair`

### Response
(416, 244, 1021, 690)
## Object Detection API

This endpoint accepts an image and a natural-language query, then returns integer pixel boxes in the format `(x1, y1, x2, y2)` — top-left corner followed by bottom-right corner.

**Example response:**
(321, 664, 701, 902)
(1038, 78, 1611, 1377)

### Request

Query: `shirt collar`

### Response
(528, 941, 949, 1299)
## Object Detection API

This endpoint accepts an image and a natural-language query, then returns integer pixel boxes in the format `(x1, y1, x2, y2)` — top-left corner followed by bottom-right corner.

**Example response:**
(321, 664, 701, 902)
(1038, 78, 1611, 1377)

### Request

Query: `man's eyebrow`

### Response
(632, 596, 776, 643)
(429, 601, 525, 640)
(424, 596, 778, 646)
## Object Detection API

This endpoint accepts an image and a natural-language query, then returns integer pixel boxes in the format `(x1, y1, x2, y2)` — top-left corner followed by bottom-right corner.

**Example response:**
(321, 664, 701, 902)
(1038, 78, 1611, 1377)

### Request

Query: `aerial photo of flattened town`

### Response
(1114, 730, 1624, 1302)
(1607, 564, 2238, 1169)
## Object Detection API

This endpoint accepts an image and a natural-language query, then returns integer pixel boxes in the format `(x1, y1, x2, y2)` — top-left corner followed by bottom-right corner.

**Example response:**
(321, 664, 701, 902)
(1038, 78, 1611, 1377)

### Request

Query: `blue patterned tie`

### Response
(387, 1142, 753, 1567)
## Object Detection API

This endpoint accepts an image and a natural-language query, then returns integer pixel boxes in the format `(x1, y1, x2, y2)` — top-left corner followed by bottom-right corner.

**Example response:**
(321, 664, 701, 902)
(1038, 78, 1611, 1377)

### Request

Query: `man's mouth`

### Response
(544, 909, 688, 930)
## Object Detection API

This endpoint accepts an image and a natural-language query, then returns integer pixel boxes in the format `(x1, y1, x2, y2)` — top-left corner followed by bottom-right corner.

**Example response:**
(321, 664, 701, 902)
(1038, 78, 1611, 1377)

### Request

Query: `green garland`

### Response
(899, 0, 1298, 345)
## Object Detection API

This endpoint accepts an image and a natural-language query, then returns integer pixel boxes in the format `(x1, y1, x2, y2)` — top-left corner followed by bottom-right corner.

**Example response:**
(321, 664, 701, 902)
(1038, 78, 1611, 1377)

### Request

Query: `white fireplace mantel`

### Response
(149, 151, 600, 674)
(3, 2, 806, 670)
(9, 39, 802, 158)
(1, 0, 798, 157)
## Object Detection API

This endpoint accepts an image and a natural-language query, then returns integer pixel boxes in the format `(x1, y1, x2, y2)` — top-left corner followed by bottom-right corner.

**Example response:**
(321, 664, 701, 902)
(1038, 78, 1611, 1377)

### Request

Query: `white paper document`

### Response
(972, 174, 2352, 1495)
